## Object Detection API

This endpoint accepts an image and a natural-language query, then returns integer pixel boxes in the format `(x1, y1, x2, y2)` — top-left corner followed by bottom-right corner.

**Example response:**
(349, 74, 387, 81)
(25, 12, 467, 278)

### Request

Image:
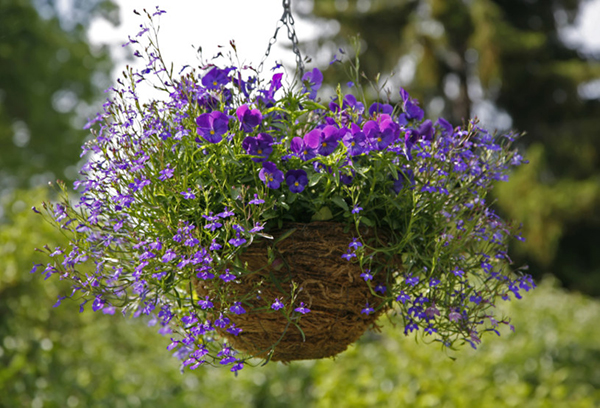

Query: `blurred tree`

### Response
(3, 188, 598, 408)
(296, 0, 600, 295)
(0, 0, 118, 191)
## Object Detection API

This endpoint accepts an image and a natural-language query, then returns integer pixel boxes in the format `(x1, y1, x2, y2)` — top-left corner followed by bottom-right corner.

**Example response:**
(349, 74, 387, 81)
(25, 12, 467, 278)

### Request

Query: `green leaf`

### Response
(360, 216, 374, 227)
(302, 100, 329, 111)
(311, 206, 333, 221)
(331, 196, 349, 212)
(309, 172, 323, 187)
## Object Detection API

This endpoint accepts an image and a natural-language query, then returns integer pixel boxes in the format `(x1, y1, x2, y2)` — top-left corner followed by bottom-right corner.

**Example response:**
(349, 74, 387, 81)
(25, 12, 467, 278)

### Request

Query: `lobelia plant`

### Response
(33, 8, 534, 373)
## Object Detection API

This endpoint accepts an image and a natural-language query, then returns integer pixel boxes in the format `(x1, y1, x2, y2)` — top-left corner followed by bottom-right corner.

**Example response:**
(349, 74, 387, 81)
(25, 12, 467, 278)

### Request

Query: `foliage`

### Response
(0, 0, 117, 190)
(34, 9, 531, 372)
(2, 190, 598, 406)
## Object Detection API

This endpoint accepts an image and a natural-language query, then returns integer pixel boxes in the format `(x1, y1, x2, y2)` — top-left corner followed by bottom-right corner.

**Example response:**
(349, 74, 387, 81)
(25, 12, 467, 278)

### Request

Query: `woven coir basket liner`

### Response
(195, 222, 395, 362)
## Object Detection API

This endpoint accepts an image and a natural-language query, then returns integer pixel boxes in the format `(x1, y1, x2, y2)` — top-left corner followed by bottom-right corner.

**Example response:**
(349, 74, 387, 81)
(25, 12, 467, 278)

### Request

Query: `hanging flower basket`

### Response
(34, 8, 534, 373)
(195, 222, 392, 362)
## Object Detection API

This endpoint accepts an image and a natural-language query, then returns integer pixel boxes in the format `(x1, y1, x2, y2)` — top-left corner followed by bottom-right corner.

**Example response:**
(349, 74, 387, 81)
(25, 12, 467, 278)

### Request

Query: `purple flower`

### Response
(230, 301, 246, 315)
(217, 207, 234, 218)
(196, 111, 229, 143)
(204, 221, 222, 232)
(294, 302, 310, 314)
(228, 234, 247, 247)
(259, 161, 284, 189)
(249, 194, 265, 205)
(202, 66, 234, 89)
(304, 126, 340, 156)
(375, 283, 386, 294)
(363, 114, 399, 151)
(285, 169, 308, 193)
(290, 135, 319, 161)
(368, 102, 393, 117)
(404, 320, 419, 334)
(250, 222, 264, 233)
(470, 295, 482, 305)
(271, 298, 284, 310)
(360, 270, 373, 281)
(396, 291, 410, 303)
(400, 88, 424, 121)
(405, 274, 419, 287)
(159, 165, 174, 180)
(352, 205, 362, 214)
(92, 295, 105, 312)
(162, 249, 177, 263)
(342, 123, 368, 156)
(341, 250, 356, 260)
(436, 117, 453, 136)
(349, 238, 362, 250)
(219, 269, 236, 282)
(242, 133, 274, 162)
(236, 105, 262, 132)
(361, 302, 375, 315)
(198, 296, 213, 309)
(302, 68, 323, 99)
(214, 313, 230, 328)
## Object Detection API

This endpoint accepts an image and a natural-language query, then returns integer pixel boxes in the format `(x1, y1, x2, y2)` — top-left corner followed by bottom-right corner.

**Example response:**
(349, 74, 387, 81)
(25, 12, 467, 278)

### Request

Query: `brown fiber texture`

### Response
(195, 222, 396, 362)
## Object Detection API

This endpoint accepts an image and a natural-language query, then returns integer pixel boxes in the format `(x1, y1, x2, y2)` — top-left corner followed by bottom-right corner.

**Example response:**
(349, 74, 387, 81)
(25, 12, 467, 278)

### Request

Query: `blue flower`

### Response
(396, 291, 410, 304)
(249, 194, 265, 205)
(361, 302, 374, 315)
(198, 296, 213, 309)
(228, 234, 247, 247)
(271, 298, 284, 310)
(180, 188, 196, 199)
(230, 301, 246, 315)
(294, 302, 310, 314)
(360, 270, 373, 281)
(341, 250, 356, 261)
(159, 165, 174, 180)
(349, 238, 362, 250)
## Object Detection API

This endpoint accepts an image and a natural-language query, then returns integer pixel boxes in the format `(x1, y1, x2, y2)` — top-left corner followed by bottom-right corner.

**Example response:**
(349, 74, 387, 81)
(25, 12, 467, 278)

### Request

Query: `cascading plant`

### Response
(33, 8, 533, 373)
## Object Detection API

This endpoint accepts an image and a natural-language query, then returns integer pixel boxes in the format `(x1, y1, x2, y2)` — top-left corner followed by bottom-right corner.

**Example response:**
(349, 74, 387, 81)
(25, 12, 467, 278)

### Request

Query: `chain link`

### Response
(258, 0, 305, 77)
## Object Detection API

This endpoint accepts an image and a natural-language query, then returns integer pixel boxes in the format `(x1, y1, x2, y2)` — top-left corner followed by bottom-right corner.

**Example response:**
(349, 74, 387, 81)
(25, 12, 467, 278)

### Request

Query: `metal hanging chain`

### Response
(258, 0, 305, 77)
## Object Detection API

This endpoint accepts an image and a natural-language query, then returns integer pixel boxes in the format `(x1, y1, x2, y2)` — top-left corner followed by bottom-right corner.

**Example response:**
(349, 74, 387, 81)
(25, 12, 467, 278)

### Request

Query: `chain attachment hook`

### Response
(258, 0, 305, 78)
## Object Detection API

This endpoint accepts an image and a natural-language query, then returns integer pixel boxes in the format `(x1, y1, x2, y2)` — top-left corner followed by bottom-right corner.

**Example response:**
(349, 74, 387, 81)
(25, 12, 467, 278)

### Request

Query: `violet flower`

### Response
(342, 123, 368, 156)
(259, 161, 284, 189)
(304, 125, 340, 156)
(236, 105, 262, 132)
(302, 67, 323, 99)
(285, 169, 308, 193)
(290, 135, 319, 161)
(242, 133, 273, 162)
(196, 111, 229, 143)
(363, 114, 399, 151)
(201, 66, 234, 89)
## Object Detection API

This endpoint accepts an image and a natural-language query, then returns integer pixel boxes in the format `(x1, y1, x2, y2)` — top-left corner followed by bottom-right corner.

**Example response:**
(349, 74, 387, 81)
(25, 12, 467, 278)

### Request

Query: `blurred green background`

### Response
(1, 0, 600, 406)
